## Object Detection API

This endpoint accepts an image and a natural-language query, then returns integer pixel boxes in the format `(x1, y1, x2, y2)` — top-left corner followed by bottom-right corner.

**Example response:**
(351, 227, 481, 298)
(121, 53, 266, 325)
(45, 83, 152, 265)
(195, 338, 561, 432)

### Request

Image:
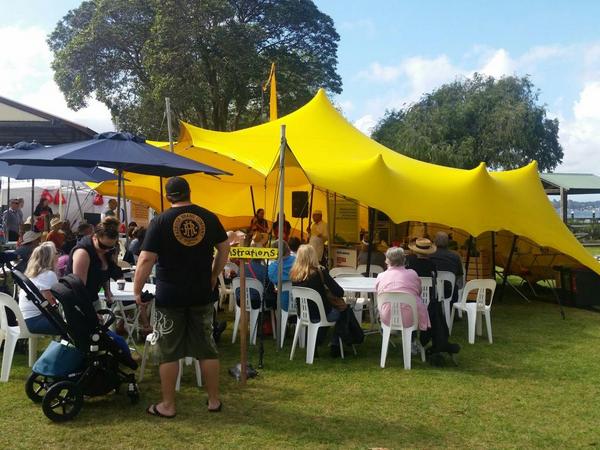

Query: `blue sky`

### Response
(2, 0, 600, 175)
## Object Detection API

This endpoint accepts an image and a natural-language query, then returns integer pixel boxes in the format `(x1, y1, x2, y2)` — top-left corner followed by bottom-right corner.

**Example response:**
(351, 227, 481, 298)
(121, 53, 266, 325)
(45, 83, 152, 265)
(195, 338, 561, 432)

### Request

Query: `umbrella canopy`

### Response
(0, 132, 229, 177)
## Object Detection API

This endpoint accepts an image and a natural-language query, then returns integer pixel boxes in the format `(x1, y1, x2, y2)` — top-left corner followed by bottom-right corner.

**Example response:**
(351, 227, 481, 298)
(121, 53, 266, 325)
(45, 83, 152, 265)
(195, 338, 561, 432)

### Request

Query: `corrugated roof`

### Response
(540, 173, 600, 194)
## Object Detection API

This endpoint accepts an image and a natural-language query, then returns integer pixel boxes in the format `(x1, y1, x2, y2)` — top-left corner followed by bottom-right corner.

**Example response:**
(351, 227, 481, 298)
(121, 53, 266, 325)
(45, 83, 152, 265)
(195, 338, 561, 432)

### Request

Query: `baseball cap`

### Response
(165, 177, 190, 198)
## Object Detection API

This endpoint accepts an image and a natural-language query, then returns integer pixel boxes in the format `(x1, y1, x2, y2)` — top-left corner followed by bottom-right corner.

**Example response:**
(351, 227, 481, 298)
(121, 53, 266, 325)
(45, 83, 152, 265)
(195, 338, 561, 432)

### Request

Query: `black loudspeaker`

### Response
(291, 191, 309, 218)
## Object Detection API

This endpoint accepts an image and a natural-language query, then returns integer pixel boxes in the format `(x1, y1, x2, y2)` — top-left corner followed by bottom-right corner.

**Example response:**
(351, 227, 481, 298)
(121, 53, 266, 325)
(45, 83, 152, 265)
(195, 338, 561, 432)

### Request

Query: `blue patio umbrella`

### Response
(0, 132, 227, 177)
(0, 142, 119, 220)
(0, 132, 229, 226)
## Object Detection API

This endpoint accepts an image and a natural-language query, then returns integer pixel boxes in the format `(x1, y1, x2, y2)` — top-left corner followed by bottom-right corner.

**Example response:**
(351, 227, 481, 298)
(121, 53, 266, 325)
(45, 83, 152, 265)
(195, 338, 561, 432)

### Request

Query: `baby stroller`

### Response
(11, 268, 140, 422)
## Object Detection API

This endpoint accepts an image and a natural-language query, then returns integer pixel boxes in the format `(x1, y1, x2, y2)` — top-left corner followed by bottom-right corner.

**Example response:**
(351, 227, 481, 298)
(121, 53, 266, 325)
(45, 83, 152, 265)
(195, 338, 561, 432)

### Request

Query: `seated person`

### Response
(267, 240, 296, 310)
(19, 242, 61, 335)
(290, 244, 345, 357)
(46, 217, 66, 251)
(375, 247, 430, 330)
(357, 240, 387, 270)
(15, 231, 42, 273)
(288, 236, 301, 255)
(429, 231, 464, 301)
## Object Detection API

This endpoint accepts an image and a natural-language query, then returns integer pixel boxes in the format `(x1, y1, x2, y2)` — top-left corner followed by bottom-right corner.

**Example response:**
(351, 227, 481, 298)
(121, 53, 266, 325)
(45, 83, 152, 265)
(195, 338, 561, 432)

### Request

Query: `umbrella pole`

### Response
(72, 181, 84, 222)
(159, 177, 164, 212)
(31, 179, 34, 220)
(6, 178, 10, 209)
(122, 172, 129, 244)
(117, 169, 122, 218)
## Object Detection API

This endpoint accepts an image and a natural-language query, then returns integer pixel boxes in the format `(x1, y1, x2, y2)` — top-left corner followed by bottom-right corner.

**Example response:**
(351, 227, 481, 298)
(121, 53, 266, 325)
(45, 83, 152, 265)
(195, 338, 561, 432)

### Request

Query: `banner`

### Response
(328, 196, 360, 244)
(230, 247, 278, 259)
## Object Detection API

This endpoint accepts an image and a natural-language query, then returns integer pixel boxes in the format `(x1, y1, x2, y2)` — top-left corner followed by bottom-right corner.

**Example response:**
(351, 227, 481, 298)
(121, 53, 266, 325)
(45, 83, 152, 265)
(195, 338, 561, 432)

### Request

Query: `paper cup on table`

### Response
(117, 280, 126, 291)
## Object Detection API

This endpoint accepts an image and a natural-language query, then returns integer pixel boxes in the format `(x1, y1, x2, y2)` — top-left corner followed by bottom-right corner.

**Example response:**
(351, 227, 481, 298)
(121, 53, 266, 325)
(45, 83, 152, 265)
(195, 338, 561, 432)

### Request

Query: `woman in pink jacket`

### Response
(375, 247, 430, 330)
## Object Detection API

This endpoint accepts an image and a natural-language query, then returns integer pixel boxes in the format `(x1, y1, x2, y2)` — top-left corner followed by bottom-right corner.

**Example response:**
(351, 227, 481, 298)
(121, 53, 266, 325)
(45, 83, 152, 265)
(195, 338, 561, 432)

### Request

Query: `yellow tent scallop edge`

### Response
(93, 89, 600, 278)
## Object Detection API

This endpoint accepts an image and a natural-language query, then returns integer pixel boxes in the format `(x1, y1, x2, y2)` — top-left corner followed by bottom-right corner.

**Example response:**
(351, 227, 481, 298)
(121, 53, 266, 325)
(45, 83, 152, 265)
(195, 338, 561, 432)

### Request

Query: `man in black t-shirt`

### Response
(134, 177, 229, 418)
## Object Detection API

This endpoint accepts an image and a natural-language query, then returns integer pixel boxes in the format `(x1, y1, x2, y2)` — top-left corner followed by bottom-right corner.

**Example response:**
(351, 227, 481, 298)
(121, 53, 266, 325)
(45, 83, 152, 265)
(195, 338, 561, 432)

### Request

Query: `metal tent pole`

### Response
(498, 235, 518, 302)
(72, 181, 84, 221)
(275, 125, 286, 353)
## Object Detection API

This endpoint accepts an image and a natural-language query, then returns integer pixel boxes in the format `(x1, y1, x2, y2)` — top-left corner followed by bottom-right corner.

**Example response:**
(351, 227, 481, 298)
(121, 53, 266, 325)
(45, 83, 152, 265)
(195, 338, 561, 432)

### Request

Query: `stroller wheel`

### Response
(42, 381, 83, 422)
(25, 372, 53, 404)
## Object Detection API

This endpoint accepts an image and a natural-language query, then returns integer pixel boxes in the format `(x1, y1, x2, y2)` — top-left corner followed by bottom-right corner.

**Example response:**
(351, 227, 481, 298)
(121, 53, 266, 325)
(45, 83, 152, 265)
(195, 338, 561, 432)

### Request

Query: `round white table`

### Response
(99, 281, 155, 347)
(335, 276, 379, 333)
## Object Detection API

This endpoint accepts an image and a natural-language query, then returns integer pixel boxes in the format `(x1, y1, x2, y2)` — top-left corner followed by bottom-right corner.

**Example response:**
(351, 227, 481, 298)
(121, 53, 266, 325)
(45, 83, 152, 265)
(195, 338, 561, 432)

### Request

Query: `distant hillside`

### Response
(550, 199, 600, 209)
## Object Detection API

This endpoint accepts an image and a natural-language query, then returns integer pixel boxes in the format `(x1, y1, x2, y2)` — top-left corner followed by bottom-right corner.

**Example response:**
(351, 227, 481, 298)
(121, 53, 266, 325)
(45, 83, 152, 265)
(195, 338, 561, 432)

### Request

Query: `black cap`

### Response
(165, 176, 190, 198)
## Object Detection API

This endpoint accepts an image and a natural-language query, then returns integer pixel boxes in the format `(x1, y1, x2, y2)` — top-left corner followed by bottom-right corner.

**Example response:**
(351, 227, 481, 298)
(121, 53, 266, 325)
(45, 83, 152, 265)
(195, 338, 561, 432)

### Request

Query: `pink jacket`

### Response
(375, 266, 430, 330)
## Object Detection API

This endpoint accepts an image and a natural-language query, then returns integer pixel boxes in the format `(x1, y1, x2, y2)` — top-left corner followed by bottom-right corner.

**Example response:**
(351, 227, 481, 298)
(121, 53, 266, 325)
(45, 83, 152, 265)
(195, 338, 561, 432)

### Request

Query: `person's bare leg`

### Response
(155, 361, 178, 416)
(200, 358, 220, 409)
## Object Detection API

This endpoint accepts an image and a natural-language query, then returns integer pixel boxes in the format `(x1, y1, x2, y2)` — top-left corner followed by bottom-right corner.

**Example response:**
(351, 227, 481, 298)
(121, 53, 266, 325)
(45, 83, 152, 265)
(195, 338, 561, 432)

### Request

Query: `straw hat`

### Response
(408, 238, 437, 255)
(50, 217, 63, 229)
(22, 231, 41, 245)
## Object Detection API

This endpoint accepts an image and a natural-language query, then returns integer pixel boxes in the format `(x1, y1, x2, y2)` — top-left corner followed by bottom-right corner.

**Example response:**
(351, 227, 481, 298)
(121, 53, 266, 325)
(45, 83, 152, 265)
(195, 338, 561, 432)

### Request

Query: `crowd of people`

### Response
(1, 183, 467, 418)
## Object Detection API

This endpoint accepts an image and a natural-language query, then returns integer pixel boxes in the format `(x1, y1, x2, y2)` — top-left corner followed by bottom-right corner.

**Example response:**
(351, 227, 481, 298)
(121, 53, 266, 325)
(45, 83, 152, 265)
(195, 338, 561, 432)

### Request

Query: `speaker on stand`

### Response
(292, 191, 309, 241)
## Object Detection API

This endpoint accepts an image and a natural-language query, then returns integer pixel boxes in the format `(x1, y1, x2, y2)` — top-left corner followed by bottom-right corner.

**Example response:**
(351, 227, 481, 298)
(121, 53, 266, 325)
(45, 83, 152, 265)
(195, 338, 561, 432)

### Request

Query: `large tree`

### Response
(372, 74, 563, 171)
(48, 0, 342, 135)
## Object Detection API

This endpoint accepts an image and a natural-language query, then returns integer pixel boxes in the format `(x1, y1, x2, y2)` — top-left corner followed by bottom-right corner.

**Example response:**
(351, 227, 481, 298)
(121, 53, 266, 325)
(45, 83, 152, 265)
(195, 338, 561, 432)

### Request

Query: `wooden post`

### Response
(239, 262, 248, 385)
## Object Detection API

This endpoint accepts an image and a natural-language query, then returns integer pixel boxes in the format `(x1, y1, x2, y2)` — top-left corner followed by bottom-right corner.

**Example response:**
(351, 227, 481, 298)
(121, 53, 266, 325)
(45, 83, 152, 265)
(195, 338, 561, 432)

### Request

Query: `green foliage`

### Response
(372, 74, 564, 171)
(48, 0, 342, 135)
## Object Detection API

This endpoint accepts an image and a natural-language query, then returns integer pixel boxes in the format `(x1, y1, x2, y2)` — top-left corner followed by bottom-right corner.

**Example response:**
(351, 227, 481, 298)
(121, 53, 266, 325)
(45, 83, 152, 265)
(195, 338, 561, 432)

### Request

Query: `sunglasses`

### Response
(96, 239, 116, 251)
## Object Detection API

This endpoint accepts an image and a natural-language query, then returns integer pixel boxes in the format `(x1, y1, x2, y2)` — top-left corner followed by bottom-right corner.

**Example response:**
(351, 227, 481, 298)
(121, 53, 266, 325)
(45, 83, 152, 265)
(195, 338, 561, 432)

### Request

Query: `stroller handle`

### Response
(96, 308, 117, 328)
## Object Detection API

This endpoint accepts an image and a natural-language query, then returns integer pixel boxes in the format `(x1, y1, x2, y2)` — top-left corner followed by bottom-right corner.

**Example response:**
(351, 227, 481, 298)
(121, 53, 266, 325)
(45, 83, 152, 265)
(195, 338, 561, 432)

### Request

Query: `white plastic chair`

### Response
(218, 273, 233, 312)
(437, 271, 456, 327)
(176, 357, 202, 391)
(231, 278, 274, 345)
(449, 279, 497, 344)
(378, 292, 425, 369)
(356, 264, 384, 277)
(279, 281, 296, 348)
(289, 287, 344, 364)
(329, 267, 359, 278)
(419, 277, 434, 306)
(0, 293, 40, 382)
(138, 300, 156, 382)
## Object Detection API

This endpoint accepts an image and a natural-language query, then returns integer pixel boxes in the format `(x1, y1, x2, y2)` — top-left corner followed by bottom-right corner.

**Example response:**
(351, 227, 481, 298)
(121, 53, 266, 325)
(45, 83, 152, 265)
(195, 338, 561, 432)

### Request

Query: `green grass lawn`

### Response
(2, 291, 600, 449)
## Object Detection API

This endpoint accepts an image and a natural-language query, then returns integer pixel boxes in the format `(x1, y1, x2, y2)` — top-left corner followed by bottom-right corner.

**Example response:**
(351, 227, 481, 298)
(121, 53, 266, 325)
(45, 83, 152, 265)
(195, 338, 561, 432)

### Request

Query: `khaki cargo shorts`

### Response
(155, 303, 218, 363)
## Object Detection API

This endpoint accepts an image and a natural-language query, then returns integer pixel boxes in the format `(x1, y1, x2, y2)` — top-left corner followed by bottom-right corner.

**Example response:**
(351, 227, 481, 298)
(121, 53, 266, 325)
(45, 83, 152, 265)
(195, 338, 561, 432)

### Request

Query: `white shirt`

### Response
(19, 270, 59, 320)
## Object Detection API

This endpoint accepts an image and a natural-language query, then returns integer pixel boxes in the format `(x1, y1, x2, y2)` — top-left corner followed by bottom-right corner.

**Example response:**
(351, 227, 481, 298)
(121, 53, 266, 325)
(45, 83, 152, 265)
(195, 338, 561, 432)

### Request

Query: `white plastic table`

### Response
(99, 281, 155, 346)
(334, 276, 377, 294)
(335, 276, 379, 333)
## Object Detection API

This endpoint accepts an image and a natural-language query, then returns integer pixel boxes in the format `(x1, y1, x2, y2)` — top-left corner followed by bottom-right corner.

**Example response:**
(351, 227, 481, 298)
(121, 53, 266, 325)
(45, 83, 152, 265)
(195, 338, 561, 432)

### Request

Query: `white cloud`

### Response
(479, 48, 515, 78)
(0, 25, 113, 133)
(339, 19, 376, 37)
(558, 82, 600, 172)
(338, 99, 355, 113)
(353, 114, 377, 136)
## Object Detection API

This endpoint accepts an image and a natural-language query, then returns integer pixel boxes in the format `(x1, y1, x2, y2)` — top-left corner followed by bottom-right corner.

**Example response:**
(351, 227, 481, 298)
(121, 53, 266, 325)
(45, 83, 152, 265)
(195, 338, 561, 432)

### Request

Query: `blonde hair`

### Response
(25, 242, 57, 278)
(290, 244, 320, 282)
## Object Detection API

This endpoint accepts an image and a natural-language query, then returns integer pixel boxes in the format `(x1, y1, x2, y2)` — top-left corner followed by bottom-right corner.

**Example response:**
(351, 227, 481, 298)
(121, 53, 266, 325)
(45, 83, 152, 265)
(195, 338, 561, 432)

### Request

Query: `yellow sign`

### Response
(229, 247, 279, 259)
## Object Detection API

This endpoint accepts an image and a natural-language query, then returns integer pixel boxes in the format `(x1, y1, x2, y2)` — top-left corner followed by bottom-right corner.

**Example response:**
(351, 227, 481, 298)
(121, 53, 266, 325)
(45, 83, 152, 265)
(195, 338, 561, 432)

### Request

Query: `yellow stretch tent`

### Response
(94, 89, 600, 278)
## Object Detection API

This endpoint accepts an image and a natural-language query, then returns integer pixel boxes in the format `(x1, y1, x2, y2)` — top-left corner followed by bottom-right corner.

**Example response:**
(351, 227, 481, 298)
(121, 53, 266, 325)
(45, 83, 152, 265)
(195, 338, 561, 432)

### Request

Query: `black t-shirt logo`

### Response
(172, 213, 206, 247)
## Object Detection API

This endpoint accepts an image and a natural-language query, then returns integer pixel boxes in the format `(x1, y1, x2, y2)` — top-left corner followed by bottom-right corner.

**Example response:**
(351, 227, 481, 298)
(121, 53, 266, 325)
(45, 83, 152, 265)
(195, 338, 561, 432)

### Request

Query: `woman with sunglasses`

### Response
(68, 217, 122, 306)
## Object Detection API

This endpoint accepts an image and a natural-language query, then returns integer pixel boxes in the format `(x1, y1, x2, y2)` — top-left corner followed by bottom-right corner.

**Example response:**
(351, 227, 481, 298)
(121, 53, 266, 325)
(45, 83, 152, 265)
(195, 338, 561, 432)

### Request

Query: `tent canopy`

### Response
(94, 89, 600, 277)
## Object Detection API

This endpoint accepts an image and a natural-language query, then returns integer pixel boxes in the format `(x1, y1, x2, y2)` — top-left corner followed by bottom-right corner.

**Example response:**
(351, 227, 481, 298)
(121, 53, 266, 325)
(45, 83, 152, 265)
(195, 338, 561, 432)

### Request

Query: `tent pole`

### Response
(72, 181, 84, 222)
(366, 207, 375, 275)
(166, 98, 175, 154)
(6, 178, 10, 209)
(491, 232, 496, 279)
(250, 186, 256, 216)
(464, 235, 473, 276)
(325, 190, 332, 267)
(275, 125, 286, 351)
(58, 181, 63, 219)
(498, 235, 518, 302)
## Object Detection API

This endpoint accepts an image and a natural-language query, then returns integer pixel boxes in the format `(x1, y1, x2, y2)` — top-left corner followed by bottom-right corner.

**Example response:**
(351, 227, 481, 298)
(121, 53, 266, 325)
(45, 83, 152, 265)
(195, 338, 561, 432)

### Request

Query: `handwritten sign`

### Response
(229, 247, 279, 259)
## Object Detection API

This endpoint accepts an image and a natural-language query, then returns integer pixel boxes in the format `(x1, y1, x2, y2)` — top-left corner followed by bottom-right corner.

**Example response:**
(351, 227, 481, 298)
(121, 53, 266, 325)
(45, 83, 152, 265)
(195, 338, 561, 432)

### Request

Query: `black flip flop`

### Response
(146, 403, 176, 419)
(207, 401, 223, 413)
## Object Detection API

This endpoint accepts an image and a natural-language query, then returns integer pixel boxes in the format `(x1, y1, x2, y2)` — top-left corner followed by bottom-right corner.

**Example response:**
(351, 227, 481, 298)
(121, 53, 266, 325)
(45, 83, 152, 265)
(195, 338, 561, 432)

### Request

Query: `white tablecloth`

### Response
(335, 276, 377, 294)
(100, 281, 155, 302)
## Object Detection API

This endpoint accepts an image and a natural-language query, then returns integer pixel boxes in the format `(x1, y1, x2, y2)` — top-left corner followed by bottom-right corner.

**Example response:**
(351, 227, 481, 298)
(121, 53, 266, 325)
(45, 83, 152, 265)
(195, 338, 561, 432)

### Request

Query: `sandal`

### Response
(146, 403, 176, 419)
